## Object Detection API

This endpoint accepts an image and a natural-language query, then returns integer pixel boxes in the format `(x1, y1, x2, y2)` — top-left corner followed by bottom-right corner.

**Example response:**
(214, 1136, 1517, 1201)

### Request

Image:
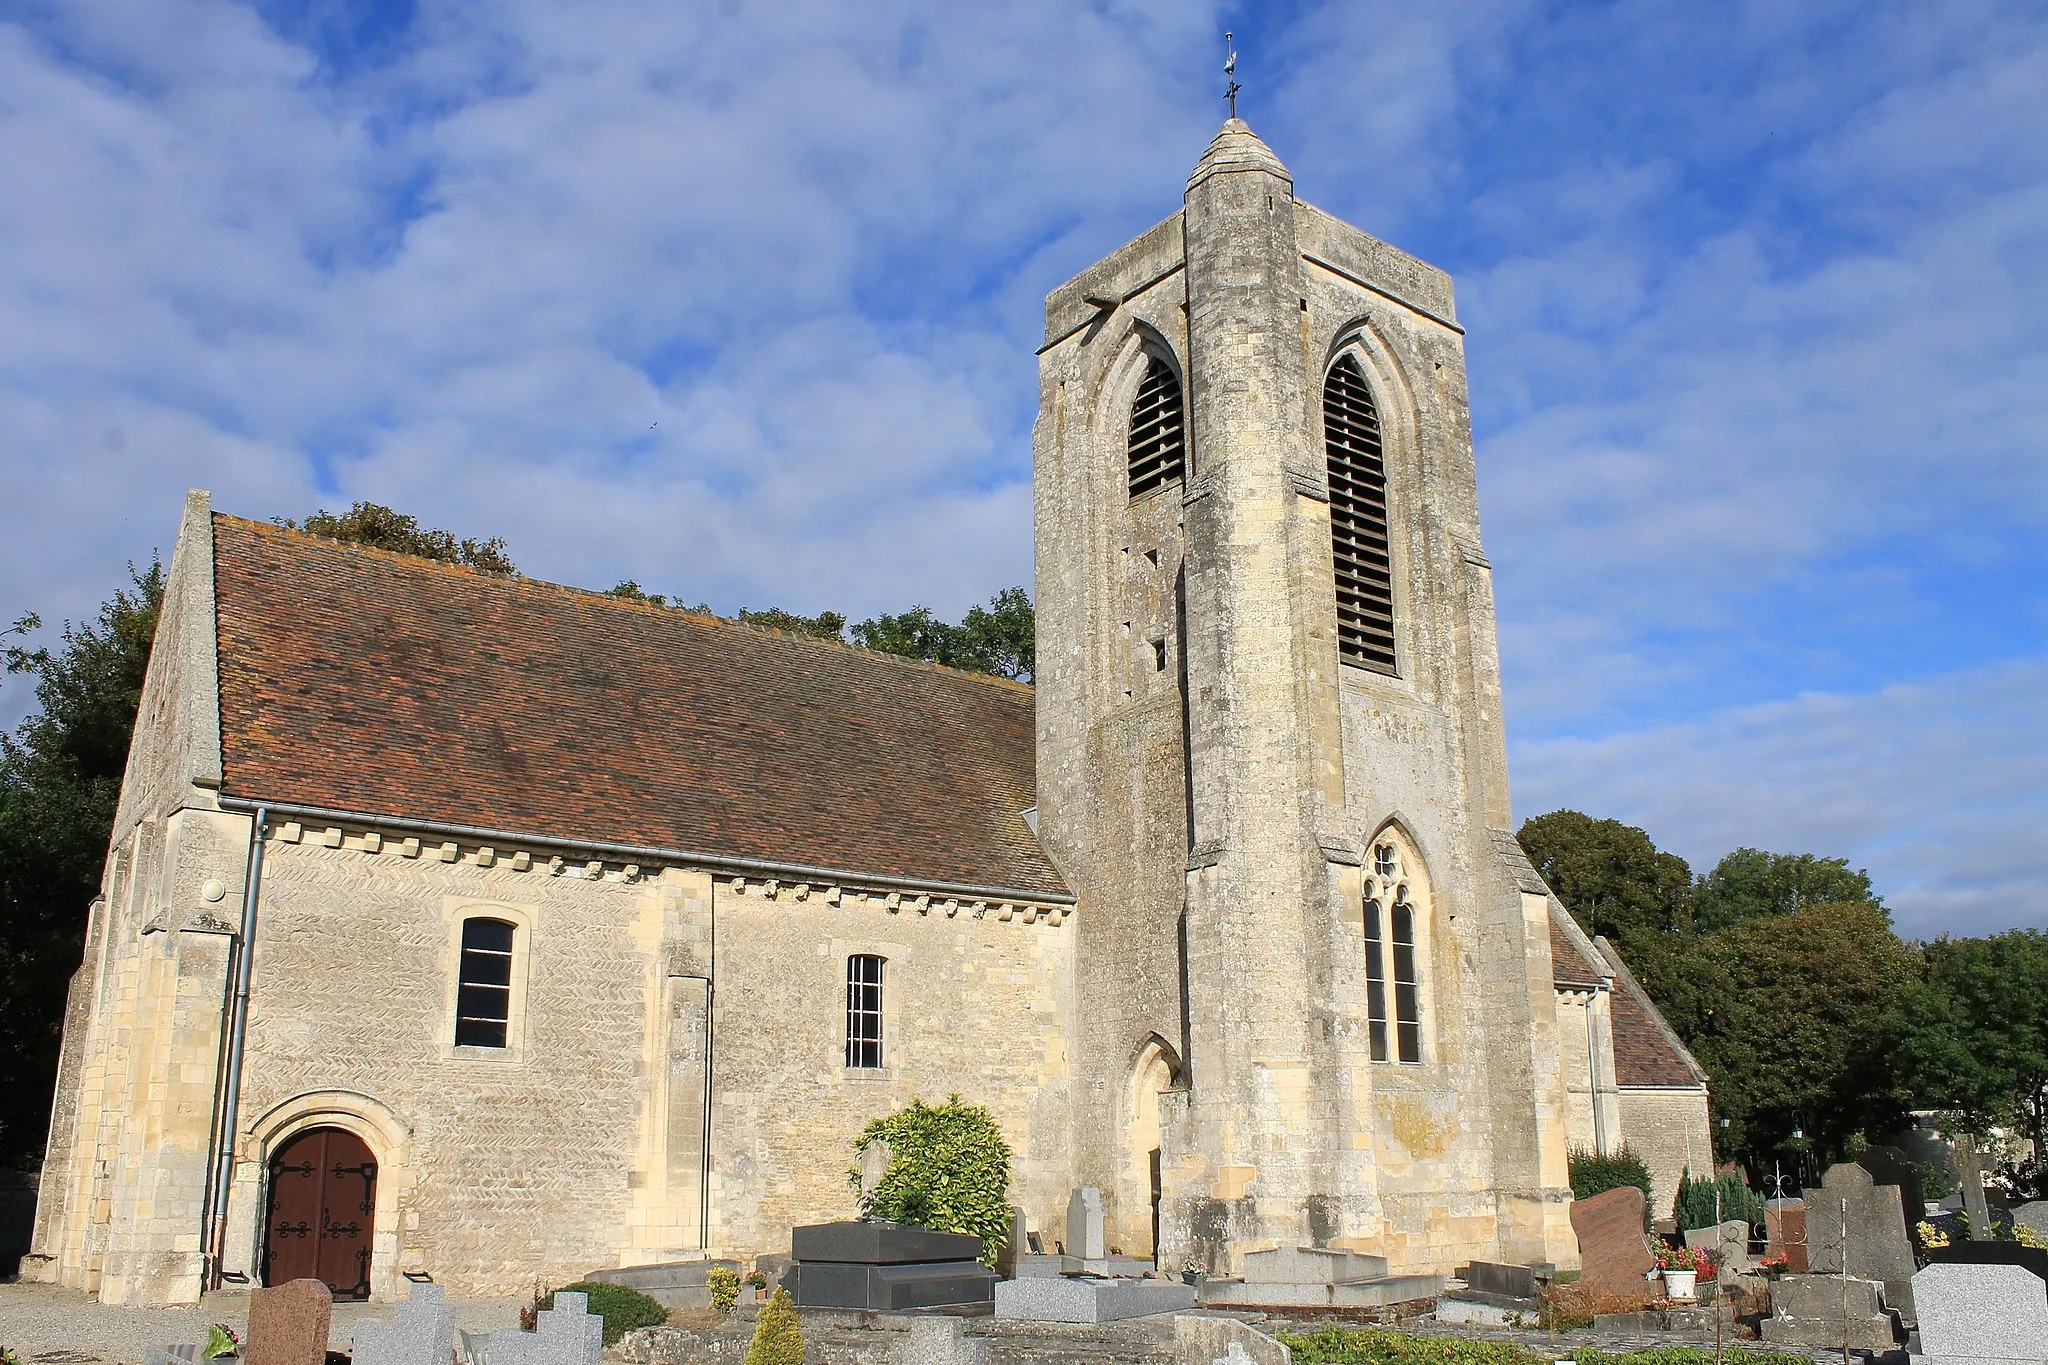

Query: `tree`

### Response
(1517, 810, 1694, 943)
(0, 561, 164, 1166)
(1683, 900, 1920, 1173)
(850, 588, 1035, 681)
(1694, 848, 1880, 931)
(738, 606, 849, 642)
(1890, 931, 2048, 1196)
(851, 1096, 1013, 1264)
(279, 502, 516, 575)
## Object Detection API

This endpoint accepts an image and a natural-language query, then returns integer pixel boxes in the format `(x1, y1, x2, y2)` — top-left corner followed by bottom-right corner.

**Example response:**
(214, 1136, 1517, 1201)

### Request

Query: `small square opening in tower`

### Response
(1151, 639, 1167, 672)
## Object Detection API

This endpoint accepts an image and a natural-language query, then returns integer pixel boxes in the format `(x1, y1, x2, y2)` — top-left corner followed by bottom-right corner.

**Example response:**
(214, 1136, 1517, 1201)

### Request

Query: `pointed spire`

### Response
(1188, 118, 1291, 193)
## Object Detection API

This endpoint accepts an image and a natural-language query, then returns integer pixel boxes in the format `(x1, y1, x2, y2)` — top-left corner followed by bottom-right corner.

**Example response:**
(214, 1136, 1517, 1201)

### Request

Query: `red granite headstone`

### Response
(1570, 1186, 1655, 1302)
(245, 1277, 332, 1365)
(1766, 1198, 1809, 1273)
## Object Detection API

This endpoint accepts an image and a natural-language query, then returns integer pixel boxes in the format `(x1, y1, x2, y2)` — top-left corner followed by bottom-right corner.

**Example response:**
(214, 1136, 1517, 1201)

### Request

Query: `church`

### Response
(25, 119, 1711, 1306)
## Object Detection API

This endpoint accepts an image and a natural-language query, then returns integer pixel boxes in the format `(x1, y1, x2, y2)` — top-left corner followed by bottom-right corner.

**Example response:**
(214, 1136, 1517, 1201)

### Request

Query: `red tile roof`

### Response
(211, 516, 1068, 899)
(1606, 976, 1703, 1088)
(1550, 915, 1607, 989)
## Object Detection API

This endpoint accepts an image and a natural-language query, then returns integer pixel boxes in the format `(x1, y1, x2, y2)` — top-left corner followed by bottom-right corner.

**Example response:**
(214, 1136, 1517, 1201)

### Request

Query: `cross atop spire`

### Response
(1224, 31, 1240, 119)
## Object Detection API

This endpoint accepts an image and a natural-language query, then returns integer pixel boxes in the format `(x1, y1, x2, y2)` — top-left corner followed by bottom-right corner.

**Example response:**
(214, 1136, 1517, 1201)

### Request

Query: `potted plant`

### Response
(1655, 1242, 1711, 1300)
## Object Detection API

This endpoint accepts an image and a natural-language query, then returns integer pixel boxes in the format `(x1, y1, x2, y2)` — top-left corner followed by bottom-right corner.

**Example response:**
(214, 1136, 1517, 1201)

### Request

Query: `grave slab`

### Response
(1570, 1186, 1654, 1302)
(1756, 1273, 1897, 1350)
(2012, 1202, 2048, 1242)
(1913, 1261, 2048, 1364)
(1173, 1316, 1290, 1365)
(1240, 1246, 1387, 1284)
(993, 1275, 1195, 1323)
(794, 1221, 987, 1265)
(889, 1316, 989, 1365)
(1198, 1273, 1442, 1308)
(246, 1278, 332, 1365)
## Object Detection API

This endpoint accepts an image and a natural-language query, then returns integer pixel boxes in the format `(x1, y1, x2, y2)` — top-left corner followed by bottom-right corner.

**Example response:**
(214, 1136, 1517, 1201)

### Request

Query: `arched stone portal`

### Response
(1118, 1036, 1183, 1261)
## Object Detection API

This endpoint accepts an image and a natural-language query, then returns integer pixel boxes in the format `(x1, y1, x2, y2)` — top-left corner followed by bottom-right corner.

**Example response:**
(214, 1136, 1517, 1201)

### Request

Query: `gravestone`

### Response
(1684, 1219, 1754, 1283)
(890, 1316, 989, 1365)
(1173, 1316, 1290, 1365)
(246, 1278, 332, 1365)
(1756, 1273, 1897, 1350)
(859, 1140, 893, 1200)
(1067, 1186, 1106, 1259)
(1914, 1261, 2048, 1364)
(1859, 1144, 1927, 1246)
(460, 1290, 603, 1365)
(994, 1206, 1028, 1279)
(784, 1220, 996, 1312)
(1240, 1246, 1386, 1285)
(144, 1348, 199, 1365)
(352, 1282, 456, 1365)
(1569, 1186, 1654, 1301)
(2012, 1201, 2048, 1241)
(1438, 1261, 1547, 1327)
(1805, 1162, 1918, 1323)
(1766, 1198, 1809, 1273)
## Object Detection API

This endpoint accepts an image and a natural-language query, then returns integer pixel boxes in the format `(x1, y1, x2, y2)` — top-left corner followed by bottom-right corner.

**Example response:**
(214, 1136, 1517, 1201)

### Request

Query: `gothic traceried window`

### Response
(1127, 354, 1186, 499)
(1363, 841, 1424, 1063)
(1324, 356, 1397, 672)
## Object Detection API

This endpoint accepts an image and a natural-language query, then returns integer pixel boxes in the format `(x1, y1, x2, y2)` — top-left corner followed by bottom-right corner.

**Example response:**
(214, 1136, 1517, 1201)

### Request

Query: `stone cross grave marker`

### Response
(1067, 1186, 1105, 1260)
(461, 1290, 603, 1365)
(245, 1277, 332, 1365)
(1912, 1261, 2048, 1364)
(1858, 1144, 1927, 1224)
(1683, 1219, 1754, 1283)
(1569, 1185, 1653, 1303)
(1806, 1162, 1918, 1323)
(351, 1282, 455, 1365)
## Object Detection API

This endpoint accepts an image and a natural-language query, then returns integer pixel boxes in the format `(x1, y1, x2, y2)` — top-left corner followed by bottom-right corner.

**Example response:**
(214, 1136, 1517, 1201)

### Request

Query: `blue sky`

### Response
(3, 0, 2043, 937)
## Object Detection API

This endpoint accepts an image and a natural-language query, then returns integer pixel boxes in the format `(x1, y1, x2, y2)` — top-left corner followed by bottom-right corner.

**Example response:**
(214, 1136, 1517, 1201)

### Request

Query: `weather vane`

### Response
(1224, 32, 1240, 119)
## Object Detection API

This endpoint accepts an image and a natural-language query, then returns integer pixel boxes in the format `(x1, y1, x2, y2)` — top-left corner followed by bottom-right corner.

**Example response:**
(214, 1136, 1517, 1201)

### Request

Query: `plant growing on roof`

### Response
(850, 1095, 1012, 1266)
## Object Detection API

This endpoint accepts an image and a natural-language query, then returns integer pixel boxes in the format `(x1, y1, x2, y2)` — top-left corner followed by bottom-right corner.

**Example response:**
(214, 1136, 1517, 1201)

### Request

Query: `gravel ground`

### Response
(0, 1281, 527, 1362)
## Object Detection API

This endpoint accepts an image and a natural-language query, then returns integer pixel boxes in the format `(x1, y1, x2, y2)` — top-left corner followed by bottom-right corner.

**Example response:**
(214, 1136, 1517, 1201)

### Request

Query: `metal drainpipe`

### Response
(1587, 989, 1609, 1155)
(206, 804, 268, 1291)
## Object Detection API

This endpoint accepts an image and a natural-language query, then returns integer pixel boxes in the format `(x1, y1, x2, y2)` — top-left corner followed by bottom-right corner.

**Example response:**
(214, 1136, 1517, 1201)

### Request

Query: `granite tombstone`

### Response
(1912, 1261, 2048, 1364)
(246, 1278, 332, 1365)
(1765, 1198, 1809, 1273)
(1805, 1162, 1918, 1322)
(1569, 1186, 1655, 1301)
(352, 1282, 456, 1365)
(784, 1220, 996, 1312)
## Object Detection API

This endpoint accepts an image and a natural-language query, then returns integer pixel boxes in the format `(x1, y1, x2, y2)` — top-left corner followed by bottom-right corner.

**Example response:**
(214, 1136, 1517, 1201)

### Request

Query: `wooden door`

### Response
(264, 1127, 376, 1299)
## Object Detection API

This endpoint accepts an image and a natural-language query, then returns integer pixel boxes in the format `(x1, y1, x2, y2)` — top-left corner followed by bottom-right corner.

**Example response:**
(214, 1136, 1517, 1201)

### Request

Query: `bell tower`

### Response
(1034, 120, 1578, 1276)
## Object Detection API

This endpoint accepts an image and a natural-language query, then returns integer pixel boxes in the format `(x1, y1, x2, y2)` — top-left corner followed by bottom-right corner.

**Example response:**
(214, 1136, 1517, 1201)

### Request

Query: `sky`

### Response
(2, 0, 2043, 939)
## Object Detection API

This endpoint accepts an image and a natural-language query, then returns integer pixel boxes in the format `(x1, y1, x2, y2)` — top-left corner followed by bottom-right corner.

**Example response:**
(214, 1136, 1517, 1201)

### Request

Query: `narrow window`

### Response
(455, 918, 515, 1048)
(1363, 891, 1389, 1063)
(846, 954, 885, 1069)
(1391, 888, 1421, 1063)
(1128, 355, 1186, 499)
(1324, 356, 1397, 672)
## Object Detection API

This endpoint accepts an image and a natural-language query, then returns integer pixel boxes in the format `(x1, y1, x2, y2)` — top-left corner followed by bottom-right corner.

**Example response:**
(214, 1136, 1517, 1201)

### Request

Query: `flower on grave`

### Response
(1757, 1250, 1790, 1273)
(1654, 1242, 1711, 1274)
(203, 1324, 241, 1359)
(1181, 1259, 1207, 1275)
(1917, 1220, 1952, 1250)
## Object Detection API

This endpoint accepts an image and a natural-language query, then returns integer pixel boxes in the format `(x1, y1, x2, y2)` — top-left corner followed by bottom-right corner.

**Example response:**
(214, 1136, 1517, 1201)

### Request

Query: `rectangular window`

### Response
(846, 954, 884, 1069)
(1363, 898, 1389, 1063)
(455, 918, 515, 1049)
(1392, 901, 1421, 1063)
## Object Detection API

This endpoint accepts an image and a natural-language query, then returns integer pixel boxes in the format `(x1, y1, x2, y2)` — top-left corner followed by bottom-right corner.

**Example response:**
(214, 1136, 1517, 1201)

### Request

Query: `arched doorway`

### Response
(264, 1127, 376, 1299)
(1121, 1037, 1183, 1261)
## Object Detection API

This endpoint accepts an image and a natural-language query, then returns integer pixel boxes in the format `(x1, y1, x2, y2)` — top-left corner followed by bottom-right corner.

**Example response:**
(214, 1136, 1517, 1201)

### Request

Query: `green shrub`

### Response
(707, 1265, 741, 1314)
(1569, 1145, 1656, 1225)
(1572, 1350, 1811, 1365)
(1673, 1166, 1766, 1232)
(745, 1286, 804, 1365)
(539, 1282, 667, 1345)
(850, 1095, 1012, 1265)
(1276, 1327, 1547, 1364)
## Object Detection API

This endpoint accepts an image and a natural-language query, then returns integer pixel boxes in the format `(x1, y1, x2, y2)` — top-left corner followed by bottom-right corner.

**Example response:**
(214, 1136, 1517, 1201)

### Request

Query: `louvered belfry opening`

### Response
(1127, 354, 1186, 499)
(1324, 356, 1397, 672)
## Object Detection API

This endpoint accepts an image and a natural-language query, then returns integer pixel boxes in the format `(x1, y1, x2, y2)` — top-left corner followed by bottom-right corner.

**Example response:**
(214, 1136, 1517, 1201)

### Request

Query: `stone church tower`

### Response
(1033, 120, 1581, 1275)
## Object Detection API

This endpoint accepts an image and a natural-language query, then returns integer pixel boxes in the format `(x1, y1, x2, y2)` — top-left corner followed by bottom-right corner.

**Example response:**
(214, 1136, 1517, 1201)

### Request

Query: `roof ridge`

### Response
(219, 514, 1034, 694)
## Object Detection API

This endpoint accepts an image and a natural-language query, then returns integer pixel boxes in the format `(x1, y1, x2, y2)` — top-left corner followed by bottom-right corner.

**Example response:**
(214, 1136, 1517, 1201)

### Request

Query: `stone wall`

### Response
(1618, 1089, 1715, 1223)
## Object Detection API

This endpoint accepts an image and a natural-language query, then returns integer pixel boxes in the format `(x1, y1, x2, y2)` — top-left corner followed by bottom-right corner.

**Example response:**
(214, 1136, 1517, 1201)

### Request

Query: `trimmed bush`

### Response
(1673, 1166, 1766, 1232)
(1276, 1328, 1547, 1364)
(745, 1286, 804, 1365)
(851, 1095, 1012, 1265)
(539, 1282, 667, 1345)
(707, 1265, 741, 1314)
(1569, 1145, 1656, 1225)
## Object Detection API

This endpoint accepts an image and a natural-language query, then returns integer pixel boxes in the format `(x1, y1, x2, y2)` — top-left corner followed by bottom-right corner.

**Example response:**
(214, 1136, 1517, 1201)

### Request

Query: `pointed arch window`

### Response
(1128, 354, 1186, 499)
(1324, 356, 1397, 672)
(1364, 841, 1424, 1063)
